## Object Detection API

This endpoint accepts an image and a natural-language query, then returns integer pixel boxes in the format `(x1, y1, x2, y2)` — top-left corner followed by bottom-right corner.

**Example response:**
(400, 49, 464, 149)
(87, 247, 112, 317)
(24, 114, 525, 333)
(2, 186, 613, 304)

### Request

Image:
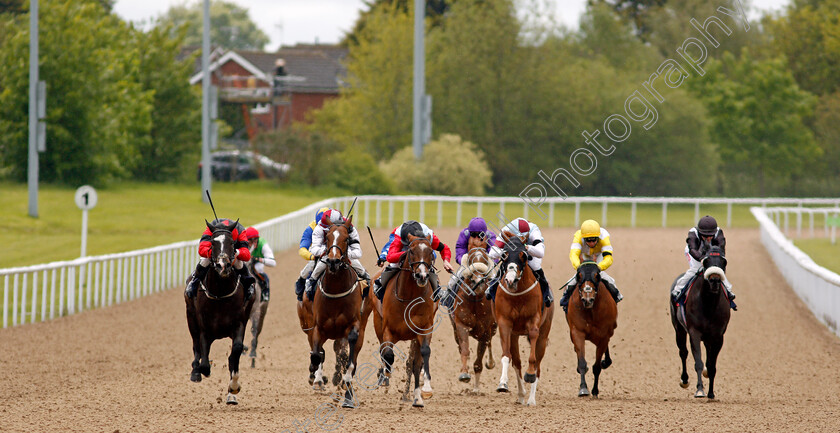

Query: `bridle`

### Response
(577, 261, 600, 309)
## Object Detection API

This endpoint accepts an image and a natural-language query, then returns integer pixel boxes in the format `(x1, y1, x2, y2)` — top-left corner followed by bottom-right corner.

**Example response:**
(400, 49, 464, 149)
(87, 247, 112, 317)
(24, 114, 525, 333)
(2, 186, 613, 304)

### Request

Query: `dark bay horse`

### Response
(670, 245, 731, 399)
(493, 237, 553, 406)
(245, 262, 269, 368)
(310, 218, 366, 408)
(185, 219, 255, 405)
(372, 234, 438, 407)
(449, 236, 496, 393)
(566, 261, 617, 398)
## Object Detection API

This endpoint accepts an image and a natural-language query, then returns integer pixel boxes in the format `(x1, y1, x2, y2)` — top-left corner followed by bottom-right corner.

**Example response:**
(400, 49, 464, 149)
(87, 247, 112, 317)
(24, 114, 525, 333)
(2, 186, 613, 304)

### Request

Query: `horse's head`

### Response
(702, 245, 727, 294)
(405, 234, 434, 287)
(501, 237, 530, 288)
(576, 261, 602, 309)
(324, 217, 353, 274)
(206, 219, 237, 278)
(462, 247, 494, 295)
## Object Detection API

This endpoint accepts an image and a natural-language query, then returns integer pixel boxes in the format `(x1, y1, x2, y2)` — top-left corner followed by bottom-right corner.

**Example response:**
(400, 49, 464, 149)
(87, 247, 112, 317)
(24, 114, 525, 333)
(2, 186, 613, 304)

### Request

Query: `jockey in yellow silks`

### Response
(558, 219, 623, 312)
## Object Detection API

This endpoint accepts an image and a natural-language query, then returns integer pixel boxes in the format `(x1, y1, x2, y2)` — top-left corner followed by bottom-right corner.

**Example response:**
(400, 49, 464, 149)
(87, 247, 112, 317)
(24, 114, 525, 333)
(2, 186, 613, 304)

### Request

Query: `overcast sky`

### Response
(112, 0, 792, 51)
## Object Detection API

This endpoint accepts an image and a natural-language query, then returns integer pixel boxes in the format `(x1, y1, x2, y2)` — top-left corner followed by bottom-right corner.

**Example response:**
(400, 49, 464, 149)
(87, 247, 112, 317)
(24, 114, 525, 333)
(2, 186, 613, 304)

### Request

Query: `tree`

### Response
(689, 50, 820, 196)
(154, 0, 269, 51)
(0, 0, 26, 15)
(0, 0, 152, 185)
(342, 0, 454, 46)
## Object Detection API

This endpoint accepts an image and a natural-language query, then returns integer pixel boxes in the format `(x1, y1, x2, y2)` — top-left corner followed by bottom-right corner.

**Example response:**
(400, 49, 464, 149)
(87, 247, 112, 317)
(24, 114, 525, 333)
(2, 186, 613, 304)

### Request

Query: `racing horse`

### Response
(309, 218, 367, 408)
(448, 235, 497, 393)
(670, 245, 731, 399)
(244, 261, 269, 368)
(185, 219, 255, 405)
(493, 237, 554, 406)
(372, 234, 438, 407)
(565, 261, 618, 398)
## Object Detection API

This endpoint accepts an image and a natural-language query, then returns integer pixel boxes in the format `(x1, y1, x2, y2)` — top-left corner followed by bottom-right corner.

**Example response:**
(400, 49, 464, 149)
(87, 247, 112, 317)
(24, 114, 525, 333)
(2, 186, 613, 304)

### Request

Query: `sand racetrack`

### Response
(2, 227, 840, 432)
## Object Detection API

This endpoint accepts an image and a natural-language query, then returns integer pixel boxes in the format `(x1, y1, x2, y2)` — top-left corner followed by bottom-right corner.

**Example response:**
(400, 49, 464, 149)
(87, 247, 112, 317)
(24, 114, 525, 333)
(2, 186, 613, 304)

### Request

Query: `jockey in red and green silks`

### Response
(245, 227, 275, 302)
(185, 218, 256, 301)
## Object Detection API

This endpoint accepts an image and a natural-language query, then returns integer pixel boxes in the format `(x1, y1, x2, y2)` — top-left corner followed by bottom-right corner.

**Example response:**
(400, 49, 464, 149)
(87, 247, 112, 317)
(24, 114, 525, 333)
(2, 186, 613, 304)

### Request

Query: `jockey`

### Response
(372, 220, 453, 301)
(304, 209, 371, 301)
(559, 219, 623, 312)
(485, 218, 553, 308)
(442, 217, 497, 306)
(295, 207, 330, 301)
(672, 215, 737, 310)
(185, 218, 256, 301)
(245, 227, 275, 303)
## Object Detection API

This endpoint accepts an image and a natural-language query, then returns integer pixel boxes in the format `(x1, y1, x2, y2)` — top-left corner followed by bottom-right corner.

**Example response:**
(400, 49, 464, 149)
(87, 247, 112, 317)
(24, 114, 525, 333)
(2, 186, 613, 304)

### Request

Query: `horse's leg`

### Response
(524, 318, 540, 383)
(571, 329, 589, 397)
(403, 342, 415, 402)
(510, 335, 527, 405)
(341, 325, 361, 408)
(412, 338, 429, 408)
(187, 311, 203, 382)
(310, 328, 326, 391)
(703, 336, 723, 399)
(528, 330, 549, 406)
(419, 334, 433, 399)
(485, 334, 496, 370)
(674, 320, 689, 388)
(333, 338, 349, 387)
(496, 318, 513, 393)
(380, 331, 397, 390)
(199, 332, 212, 378)
(454, 320, 472, 383)
(226, 324, 246, 405)
(592, 339, 607, 398)
(688, 329, 706, 397)
(473, 338, 488, 393)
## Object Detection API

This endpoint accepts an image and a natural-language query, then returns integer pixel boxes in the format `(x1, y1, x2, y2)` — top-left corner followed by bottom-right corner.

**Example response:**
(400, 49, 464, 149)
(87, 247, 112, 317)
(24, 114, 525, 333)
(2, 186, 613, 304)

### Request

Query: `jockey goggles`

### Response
(584, 237, 599, 243)
(469, 231, 486, 239)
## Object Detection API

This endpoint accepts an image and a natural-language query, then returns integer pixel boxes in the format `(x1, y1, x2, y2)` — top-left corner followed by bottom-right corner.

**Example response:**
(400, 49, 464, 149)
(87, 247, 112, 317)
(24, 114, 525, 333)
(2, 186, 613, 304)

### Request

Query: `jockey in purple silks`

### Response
(441, 217, 498, 307)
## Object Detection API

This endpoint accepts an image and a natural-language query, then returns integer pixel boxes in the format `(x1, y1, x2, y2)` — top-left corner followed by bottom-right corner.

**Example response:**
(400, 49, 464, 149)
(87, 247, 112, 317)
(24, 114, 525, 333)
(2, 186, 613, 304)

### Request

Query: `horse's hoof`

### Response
(708, 392, 715, 400)
(578, 388, 590, 397)
(694, 389, 706, 398)
(421, 389, 433, 399)
(601, 359, 612, 369)
(190, 371, 202, 383)
(523, 373, 536, 384)
(341, 398, 355, 409)
(412, 389, 425, 408)
(226, 394, 238, 405)
(199, 364, 211, 378)
(497, 383, 509, 393)
(378, 376, 390, 388)
(680, 381, 689, 389)
(516, 397, 526, 405)
(458, 373, 471, 383)
(702, 368, 708, 378)
(486, 360, 495, 370)
(313, 381, 325, 391)
(308, 373, 315, 386)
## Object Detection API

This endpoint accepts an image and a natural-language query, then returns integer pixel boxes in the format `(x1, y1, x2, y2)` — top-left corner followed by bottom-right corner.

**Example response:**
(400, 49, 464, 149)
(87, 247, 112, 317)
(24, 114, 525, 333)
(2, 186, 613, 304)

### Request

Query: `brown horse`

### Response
(566, 261, 618, 397)
(448, 237, 497, 393)
(372, 234, 438, 407)
(185, 220, 255, 405)
(244, 264, 269, 368)
(309, 218, 367, 408)
(297, 281, 350, 388)
(493, 237, 553, 406)
(669, 245, 730, 399)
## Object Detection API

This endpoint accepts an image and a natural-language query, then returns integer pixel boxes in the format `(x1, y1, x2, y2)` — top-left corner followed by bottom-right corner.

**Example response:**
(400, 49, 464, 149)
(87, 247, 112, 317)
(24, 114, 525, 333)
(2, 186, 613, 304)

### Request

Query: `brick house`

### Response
(188, 43, 347, 132)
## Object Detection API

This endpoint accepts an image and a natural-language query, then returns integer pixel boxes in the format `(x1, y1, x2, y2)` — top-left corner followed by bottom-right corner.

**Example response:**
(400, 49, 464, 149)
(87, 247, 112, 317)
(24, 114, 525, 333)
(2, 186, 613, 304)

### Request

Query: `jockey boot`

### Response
(606, 281, 623, 304)
(430, 272, 443, 301)
(260, 285, 270, 302)
(559, 284, 574, 313)
(305, 278, 317, 301)
(725, 284, 737, 311)
(185, 263, 209, 299)
(237, 266, 256, 301)
(360, 272, 372, 299)
(534, 268, 553, 308)
(295, 277, 305, 301)
(375, 267, 399, 302)
(485, 276, 500, 301)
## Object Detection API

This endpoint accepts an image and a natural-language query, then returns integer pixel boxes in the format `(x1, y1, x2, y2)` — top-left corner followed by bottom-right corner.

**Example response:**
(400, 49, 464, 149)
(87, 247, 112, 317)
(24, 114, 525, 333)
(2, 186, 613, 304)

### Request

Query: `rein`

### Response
(499, 278, 539, 297)
(200, 275, 241, 300)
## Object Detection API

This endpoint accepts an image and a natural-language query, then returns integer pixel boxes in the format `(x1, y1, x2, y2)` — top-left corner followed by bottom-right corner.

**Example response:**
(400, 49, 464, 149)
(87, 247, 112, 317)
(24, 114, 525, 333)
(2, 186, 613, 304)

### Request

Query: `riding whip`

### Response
(205, 190, 219, 221)
(346, 197, 359, 218)
(366, 226, 380, 255)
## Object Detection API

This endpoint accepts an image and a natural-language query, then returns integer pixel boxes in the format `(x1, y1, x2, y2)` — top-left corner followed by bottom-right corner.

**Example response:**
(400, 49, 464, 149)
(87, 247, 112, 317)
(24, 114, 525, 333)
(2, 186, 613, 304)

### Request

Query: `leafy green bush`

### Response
(380, 134, 492, 195)
(326, 149, 393, 194)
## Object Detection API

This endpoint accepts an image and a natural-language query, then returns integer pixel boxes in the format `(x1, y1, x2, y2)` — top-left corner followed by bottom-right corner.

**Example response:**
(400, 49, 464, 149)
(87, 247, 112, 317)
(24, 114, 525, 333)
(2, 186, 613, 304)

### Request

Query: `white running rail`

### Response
(751, 207, 840, 337)
(3, 195, 839, 328)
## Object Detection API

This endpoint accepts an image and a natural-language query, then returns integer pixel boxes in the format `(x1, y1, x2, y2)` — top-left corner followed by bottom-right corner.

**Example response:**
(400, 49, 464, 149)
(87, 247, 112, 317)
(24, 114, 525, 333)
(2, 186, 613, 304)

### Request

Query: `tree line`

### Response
(1, 0, 838, 198)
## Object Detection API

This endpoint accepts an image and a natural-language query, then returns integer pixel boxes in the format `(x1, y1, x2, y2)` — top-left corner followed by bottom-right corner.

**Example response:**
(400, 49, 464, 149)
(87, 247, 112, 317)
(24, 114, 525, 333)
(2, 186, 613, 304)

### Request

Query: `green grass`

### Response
(794, 238, 840, 275)
(2, 181, 339, 269)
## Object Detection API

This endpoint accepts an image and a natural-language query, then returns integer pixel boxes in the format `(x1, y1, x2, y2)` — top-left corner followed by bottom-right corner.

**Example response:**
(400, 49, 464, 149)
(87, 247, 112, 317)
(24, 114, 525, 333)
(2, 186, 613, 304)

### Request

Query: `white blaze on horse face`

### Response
(213, 233, 228, 266)
(505, 263, 518, 285)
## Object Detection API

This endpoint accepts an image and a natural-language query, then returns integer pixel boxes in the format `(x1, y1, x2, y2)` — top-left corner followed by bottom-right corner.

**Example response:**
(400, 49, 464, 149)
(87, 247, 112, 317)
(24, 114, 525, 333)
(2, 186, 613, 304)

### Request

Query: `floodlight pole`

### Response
(200, 0, 212, 203)
(412, 0, 425, 160)
(27, 0, 39, 217)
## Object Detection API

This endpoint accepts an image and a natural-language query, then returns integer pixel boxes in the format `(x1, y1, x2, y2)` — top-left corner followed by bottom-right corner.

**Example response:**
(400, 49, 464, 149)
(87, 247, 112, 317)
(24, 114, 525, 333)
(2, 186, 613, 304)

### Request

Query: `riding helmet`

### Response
(244, 227, 259, 240)
(400, 220, 424, 240)
(581, 220, 601, 239)
(697, 215, 718, 236)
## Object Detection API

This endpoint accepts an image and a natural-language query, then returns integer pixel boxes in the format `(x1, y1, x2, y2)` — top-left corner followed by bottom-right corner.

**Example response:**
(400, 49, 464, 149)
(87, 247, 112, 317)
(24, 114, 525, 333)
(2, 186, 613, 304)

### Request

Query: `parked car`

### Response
(197, 150, 290, 181)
